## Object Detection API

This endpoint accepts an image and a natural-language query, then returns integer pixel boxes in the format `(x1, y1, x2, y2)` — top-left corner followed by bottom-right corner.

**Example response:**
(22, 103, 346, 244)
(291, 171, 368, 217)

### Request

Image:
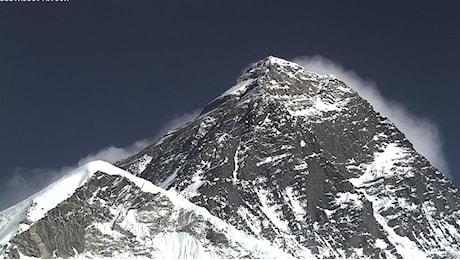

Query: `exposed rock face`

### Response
(4, 171, 286, 258)
(1, 56, 459, 258)
(118, 57, 460, 258)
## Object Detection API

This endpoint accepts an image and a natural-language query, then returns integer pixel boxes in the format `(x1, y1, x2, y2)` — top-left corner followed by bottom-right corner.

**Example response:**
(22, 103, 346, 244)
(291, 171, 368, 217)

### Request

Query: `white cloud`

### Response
(1, 166, 74, 210)
(77, 109, 200, 166)
(0, 110, 200, 210)
(2, 56, 451, 211)
(76, 139, 153, 166)
(153, 110, 202, 140)
(293, 55, 450, 178)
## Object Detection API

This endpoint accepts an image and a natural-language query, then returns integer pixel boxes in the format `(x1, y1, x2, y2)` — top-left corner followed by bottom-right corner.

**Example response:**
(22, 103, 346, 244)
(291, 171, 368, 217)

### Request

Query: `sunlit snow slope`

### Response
(0, 160, 290, 258)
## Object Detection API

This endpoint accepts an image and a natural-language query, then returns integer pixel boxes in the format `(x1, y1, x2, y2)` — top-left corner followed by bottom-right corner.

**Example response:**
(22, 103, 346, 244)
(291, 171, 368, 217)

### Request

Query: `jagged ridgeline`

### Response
(1, 57, 459, 258)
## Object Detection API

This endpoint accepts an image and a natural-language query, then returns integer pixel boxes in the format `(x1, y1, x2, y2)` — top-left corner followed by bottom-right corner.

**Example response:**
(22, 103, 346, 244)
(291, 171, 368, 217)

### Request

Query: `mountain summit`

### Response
(1, 56, 459, 258)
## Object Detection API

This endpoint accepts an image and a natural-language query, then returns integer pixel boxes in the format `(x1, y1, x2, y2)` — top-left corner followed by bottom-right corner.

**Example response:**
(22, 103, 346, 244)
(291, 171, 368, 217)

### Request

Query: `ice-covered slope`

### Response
(118, 56, 460, 258)
(1, 160, 291, 258)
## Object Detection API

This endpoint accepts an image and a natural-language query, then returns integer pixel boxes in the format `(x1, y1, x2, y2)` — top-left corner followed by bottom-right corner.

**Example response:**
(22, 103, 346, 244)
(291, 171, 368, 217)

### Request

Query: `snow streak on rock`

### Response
(2, 56, 459, 259)
(118, 56, 460, 258)
(0, 161, 290, 259)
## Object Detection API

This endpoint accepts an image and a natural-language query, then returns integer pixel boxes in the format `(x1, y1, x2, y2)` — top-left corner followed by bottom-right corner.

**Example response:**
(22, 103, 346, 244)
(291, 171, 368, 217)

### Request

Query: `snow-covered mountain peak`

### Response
(118, 56, 460, 258)
(219, 56, 334, 98)
(0, 160, 134, 246)
(265, 55, 303, 68)
(1, 160, 293, 258)
(2, 56, 460, 258)
(205, 56, 357, 121)
(237, 56, 308, 84)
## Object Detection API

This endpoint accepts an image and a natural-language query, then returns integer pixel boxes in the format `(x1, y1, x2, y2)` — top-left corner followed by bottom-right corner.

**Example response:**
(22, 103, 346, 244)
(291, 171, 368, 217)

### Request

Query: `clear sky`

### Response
(0, 0, 459, 210)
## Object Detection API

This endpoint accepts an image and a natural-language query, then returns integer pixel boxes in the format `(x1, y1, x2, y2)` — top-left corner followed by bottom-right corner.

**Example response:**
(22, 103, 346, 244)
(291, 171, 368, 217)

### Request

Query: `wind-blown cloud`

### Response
(1, 165, 74, 211)
(152, 110, 202, 140)
(76, 139, 153, 166)
(2, 56, 451, 211)
(78, 109, 200, 166)
(293, 55, 450, 178)
(0, 110, 200, 210)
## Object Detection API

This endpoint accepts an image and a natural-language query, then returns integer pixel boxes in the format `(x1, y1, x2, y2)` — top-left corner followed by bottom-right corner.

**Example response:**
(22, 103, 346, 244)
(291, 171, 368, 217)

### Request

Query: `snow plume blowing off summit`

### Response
(2, 55, 460, 259)
(0, 56, 451, 211)
(293, 55, 450, 179)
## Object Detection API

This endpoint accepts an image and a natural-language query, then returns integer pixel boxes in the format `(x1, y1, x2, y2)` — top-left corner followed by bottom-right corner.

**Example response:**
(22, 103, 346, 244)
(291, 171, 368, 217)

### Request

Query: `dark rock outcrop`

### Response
(118, 56, 460, 258)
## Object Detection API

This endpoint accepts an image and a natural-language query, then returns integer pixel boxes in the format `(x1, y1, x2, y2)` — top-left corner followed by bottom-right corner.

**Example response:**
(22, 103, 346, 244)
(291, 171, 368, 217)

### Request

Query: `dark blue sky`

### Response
(0, 0, 459, 209)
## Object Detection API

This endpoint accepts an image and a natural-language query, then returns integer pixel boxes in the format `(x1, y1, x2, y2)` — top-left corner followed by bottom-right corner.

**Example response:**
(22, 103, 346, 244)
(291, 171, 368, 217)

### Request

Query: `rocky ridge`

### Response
(118, 56, 460, 258)
(1, 56, 459, 258)
(0, 161, 289, 258)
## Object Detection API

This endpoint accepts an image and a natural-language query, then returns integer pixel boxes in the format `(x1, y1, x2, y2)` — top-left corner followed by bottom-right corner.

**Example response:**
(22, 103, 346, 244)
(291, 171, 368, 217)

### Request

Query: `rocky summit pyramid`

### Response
(1, 56, 459, 258)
